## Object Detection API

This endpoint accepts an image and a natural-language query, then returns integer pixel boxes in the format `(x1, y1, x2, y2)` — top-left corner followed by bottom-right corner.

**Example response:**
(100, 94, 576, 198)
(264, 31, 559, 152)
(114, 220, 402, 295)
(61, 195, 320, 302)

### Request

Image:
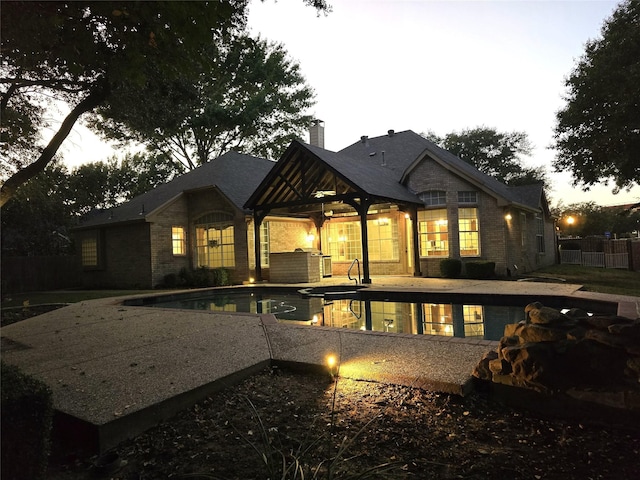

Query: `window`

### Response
(520, 212, 527, 248)
(418, 209, 449, 257)
(458, 207, 480, 256)
(458, 191, 477, 204)
(195, 213, 235, 268)
(324, 218, 399, 262)
(81, 237, 98, 267)
(422, 303, 454, 336)
(422, 304, 484, 338)
(367, 217, 399, 261)
(260, 222, 270, 267)
(536, 214, 545, 253)
(324, 221, 362, 261)
(172, 226, 186, 255)
(463, 305, 484, 337)
(419, 190, 446, 206)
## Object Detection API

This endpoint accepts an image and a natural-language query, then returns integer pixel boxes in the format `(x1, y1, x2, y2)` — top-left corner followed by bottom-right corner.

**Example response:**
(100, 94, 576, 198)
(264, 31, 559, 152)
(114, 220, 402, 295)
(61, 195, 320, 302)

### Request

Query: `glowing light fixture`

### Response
(505, 213, 512, 221)
(326, 354, 337, 368)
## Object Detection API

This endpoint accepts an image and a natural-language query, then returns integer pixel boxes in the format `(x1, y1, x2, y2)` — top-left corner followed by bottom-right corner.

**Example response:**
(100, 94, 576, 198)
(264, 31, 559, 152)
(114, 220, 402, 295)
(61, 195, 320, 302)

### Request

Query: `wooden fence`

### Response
(558, 237, 639, 270)
(1, 256, 81, 294)
(561, 250, 630, 269)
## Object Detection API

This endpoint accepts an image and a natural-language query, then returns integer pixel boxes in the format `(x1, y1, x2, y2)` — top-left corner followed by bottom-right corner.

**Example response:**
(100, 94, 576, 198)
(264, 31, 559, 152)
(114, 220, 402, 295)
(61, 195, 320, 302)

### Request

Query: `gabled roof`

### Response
(340, 130, 546, 212)
(76, 151, 275, 229)
(245, 141, 422, 212)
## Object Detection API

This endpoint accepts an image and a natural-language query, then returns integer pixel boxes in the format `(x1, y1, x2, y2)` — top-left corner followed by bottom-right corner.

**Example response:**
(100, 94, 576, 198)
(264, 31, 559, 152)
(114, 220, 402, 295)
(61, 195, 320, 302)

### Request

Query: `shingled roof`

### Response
(340, 130, 545, 211)
(76, 151, 275, 229)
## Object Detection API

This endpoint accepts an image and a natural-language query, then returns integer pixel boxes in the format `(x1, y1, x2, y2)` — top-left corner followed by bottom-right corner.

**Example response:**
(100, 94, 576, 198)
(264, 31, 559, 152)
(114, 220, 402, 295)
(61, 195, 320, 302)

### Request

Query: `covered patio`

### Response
(245, 141, 425, 283)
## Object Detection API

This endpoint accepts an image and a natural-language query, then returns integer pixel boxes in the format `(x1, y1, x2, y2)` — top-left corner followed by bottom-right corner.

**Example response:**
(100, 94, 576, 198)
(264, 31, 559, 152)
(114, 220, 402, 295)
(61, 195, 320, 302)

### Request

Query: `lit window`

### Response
(463, 305, 484, 337)
(195, 213, 235, 268)
(260, 222, 270, 267)
(367, 217, 399, 261)
(418, 209, 449, 257)
(458, 207, 480, 256)
(172, 226, 186, 255)
(323, 221, 362, 261)
(536, 214, 545, 253)
(458, 191, 477, 204)
(419, 191, 446, 206)
(81, 238, 98, 267)
(422, 303, 454, 336)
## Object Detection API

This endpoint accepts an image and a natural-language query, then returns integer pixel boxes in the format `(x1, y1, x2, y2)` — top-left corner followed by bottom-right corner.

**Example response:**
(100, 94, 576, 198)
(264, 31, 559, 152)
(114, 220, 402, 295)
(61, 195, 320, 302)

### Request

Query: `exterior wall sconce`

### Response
(505, 213, 512, 221)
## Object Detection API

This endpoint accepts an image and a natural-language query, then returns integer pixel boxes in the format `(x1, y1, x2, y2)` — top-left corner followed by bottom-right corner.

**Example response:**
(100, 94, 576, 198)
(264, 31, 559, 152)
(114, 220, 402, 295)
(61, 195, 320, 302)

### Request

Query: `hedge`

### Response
(465, 261, 496, 279)
(440, 258, 462, 278)
(1, 362, 53, 480)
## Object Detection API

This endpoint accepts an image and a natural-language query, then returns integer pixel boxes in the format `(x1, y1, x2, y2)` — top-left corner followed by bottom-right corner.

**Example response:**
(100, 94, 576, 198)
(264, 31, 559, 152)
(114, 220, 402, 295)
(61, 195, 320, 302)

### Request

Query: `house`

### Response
(75, 126, 556, 288)
(247, 127, 556, 282)
(73, 151, 275, 288)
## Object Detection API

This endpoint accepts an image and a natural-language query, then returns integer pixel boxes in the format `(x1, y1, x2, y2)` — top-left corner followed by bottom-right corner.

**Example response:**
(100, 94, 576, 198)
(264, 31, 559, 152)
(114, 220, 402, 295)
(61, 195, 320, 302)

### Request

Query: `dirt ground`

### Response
(47, 366, 639, 480)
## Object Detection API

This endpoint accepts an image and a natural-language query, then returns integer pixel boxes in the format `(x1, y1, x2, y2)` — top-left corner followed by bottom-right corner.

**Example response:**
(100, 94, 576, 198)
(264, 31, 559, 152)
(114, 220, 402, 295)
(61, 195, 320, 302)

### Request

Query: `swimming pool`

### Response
(125, 287, 616, 342)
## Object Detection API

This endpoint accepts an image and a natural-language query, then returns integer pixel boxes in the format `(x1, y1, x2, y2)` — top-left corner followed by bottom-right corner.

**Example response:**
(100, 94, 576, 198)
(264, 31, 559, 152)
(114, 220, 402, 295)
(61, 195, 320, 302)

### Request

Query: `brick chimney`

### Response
(309, 119, 325, 148)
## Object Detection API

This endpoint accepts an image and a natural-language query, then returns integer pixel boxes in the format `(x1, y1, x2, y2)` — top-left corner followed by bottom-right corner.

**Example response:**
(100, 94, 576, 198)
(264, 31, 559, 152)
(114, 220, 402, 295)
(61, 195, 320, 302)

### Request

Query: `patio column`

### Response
(253, 210, 268, 282)
(357, 198, 372, 284)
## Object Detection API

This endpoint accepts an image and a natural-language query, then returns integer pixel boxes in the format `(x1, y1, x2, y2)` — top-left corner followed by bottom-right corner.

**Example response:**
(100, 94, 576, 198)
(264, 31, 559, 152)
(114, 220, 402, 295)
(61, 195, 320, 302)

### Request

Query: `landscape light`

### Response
(326, 354, 337, 368)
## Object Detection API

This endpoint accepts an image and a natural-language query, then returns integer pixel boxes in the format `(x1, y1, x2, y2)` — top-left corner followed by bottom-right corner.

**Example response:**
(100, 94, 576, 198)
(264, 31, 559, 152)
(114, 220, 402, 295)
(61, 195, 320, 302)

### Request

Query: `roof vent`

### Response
(388, 129, 395, 137)
(360, 135, 368, 145)
(381, 150, 386, 166)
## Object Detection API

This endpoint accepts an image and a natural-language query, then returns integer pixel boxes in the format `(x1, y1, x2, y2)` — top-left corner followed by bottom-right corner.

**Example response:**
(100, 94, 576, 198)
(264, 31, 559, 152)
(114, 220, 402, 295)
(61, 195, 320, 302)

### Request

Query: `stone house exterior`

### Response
(75, 128, 556, 288)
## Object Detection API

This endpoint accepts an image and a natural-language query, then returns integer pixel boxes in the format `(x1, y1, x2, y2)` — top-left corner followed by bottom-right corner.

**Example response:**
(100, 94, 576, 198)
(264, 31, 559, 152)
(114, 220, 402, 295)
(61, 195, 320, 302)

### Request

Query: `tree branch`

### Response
(1, 85, 109, 207)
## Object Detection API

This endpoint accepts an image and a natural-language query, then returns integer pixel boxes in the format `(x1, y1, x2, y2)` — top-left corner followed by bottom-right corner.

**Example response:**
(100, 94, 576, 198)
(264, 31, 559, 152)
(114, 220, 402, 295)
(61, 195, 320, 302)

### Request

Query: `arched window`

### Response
(195, 212, 235, 268)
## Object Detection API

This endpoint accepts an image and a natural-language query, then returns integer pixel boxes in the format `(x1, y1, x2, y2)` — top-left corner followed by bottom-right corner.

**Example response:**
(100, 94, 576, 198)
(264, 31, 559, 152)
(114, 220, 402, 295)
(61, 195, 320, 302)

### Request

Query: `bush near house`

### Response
(1, 362, 54, 480)
(440, 258, 462, 278)
(465, 261, 496, 279)
(162, 267, 230, 288)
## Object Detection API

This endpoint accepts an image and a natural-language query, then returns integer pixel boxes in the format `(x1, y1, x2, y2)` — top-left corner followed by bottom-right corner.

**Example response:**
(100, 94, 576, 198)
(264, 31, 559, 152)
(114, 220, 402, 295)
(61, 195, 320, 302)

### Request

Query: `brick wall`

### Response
(148, 195, 190, 287)
(407, 157, 555, 277)
(77, 223, 152, 288)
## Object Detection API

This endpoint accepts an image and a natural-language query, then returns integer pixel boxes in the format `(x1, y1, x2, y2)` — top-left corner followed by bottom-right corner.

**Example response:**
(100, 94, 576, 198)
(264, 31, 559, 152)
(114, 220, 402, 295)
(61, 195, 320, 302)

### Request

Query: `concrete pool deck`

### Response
(2, 276, 639, 455)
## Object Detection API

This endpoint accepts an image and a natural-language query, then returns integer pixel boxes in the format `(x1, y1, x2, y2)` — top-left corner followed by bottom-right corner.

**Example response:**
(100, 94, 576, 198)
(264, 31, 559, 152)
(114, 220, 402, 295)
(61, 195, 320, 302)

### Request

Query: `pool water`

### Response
(137, 288, 559, 341)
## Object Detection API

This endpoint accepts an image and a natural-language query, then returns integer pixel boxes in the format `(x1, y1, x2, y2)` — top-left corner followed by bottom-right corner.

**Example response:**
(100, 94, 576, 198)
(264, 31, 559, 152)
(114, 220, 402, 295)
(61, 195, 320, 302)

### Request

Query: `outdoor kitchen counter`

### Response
(269, 251, 321, 283)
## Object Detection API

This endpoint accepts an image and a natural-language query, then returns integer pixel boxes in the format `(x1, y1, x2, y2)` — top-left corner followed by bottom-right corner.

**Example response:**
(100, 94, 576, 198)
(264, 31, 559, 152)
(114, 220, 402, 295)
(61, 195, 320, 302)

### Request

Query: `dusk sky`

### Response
(60, 0, 639, 207)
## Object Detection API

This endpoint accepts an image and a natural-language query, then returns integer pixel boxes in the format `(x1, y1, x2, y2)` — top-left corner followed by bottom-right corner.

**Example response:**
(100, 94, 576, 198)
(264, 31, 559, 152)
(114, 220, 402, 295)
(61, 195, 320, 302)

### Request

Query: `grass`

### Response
(530, 264, 640, 297)
(1, 289, 157, 308)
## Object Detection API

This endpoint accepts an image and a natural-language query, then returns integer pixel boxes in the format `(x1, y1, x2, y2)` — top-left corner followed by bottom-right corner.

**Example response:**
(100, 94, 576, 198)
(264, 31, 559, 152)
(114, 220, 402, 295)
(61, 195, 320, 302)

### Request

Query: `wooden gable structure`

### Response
(245, 141, 424, 283)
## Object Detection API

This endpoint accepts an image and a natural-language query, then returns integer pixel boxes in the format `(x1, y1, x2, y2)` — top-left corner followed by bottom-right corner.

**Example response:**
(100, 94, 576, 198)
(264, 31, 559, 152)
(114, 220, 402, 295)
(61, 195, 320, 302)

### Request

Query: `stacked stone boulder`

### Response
(473, 302, 640, 411)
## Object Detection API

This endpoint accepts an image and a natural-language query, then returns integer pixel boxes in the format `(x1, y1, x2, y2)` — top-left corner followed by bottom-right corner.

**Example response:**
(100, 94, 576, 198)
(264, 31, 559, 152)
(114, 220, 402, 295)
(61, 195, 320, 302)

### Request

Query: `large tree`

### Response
(0, 1, 246, 207)
(94, 35, 315, 169)
(552, 201, 640, 238)
(423, 127, 547, 187)
(0, 1, 329, 206)
(553, 0, 640, 192)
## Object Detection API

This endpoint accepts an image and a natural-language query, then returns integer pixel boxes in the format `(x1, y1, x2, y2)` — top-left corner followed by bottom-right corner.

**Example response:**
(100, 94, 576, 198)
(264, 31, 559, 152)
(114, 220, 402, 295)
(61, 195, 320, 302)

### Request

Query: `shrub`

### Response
(465, 261, 496, 279)
(162, 272, 181, 288)
(211, 268, 229, 287)
(440, 258, 462, 278)
(1, 362, 54, 480)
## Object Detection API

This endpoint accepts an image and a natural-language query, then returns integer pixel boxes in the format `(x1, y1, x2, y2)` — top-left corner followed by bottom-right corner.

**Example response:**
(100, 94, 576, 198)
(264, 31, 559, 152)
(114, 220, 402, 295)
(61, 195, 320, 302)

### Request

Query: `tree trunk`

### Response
(0, 86, 108, 207)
